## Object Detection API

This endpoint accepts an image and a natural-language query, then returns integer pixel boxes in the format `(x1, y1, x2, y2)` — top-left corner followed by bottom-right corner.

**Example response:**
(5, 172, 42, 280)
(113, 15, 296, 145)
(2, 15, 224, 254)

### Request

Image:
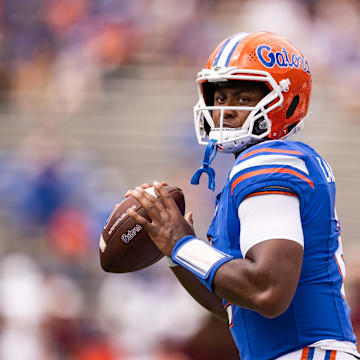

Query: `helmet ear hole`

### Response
(252, 111, 268, 136)
(286, 95, 299, 119)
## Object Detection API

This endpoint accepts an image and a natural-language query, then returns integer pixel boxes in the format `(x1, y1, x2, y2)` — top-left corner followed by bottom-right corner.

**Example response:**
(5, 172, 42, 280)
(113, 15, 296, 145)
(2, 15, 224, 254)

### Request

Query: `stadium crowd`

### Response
(0, 0, 359, 108)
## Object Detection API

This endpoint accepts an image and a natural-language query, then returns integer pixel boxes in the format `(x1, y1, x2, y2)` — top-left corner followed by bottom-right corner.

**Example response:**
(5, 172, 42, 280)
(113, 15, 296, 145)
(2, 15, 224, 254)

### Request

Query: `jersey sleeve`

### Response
(229, 141, 315, 209)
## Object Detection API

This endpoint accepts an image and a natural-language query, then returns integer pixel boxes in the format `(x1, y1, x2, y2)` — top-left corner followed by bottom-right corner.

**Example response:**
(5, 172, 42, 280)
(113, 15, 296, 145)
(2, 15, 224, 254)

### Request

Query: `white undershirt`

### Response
(238, 193, 304, 257)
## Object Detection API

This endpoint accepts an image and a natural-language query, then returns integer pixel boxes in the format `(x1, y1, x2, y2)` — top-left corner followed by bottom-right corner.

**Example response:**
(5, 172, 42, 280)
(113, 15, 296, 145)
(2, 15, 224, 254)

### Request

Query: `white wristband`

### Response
(165, 256, 179, 268)
(173, 238, 232, 278)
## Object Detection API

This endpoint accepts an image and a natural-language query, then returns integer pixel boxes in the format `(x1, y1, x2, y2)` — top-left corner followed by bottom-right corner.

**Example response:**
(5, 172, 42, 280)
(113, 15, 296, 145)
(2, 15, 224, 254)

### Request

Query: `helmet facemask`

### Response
(193, 66, 290, 153)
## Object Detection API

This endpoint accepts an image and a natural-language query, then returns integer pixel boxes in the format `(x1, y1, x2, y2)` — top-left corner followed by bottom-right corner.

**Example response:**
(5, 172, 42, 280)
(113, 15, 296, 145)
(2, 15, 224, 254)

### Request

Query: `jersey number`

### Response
(334, 210, 346, 298)
(316, 157, 345, 296)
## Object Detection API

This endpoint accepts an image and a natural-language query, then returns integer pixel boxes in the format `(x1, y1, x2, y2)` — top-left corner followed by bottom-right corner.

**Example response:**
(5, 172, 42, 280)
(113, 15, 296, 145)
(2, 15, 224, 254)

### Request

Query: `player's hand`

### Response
(124, 181, 168, 198)
(126, 181, 195, 257)
(113, 181, 168, 209)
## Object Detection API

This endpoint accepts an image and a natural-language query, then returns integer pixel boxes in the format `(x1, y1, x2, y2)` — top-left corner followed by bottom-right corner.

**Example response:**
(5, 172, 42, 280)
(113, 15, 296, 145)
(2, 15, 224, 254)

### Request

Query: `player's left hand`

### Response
(127, 181, 195, 257)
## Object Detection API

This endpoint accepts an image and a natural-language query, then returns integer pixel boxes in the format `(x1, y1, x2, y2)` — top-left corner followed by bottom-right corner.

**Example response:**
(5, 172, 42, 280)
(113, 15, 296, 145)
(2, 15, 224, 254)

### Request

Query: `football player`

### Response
(127, 32, 360, 360)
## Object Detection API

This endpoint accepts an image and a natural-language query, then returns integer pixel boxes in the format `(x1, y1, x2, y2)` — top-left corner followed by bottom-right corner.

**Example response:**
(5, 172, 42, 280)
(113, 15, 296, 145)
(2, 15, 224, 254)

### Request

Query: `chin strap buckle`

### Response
(191, 139, 218, 191)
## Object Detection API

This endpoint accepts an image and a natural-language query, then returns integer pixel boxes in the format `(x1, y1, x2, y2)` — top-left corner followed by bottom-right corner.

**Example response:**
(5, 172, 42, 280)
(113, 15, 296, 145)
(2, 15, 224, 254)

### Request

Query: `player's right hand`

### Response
(123, 183, 193, 234)
(127, 182, 195, 257)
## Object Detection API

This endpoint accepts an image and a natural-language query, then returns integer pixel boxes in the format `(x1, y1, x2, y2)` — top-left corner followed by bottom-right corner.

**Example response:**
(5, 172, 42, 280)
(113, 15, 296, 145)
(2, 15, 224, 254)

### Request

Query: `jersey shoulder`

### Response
(229, 140, 317, 206)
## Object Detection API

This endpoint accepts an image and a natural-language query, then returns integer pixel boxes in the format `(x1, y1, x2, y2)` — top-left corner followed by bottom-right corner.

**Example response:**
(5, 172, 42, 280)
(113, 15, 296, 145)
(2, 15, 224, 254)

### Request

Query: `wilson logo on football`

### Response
(121, 224, 142, 243)
(256, 45, 311, 74)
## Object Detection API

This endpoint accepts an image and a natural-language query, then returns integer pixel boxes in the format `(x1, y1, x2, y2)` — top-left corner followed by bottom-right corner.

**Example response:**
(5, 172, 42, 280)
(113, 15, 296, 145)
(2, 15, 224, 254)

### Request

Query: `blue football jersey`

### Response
(207, 140, 357, 360)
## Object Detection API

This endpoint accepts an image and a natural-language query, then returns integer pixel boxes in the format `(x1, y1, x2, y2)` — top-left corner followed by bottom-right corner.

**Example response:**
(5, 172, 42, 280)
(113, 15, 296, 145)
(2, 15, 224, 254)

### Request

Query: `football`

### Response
(99, 186, 185, 273)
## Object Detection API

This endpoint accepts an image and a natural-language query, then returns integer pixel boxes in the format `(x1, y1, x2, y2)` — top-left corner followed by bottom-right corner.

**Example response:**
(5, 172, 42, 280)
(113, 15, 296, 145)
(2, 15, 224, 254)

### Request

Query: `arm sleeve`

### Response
(238, 194, 304, 257)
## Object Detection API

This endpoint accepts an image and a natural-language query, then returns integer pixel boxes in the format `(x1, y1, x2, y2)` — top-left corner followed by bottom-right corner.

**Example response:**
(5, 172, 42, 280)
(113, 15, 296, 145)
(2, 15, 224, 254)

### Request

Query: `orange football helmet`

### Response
(193, 31, 312, 153)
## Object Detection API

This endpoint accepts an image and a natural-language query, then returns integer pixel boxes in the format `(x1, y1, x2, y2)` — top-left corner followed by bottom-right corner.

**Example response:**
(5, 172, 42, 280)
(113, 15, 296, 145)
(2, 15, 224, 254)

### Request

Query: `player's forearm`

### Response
(212, 243, 301, 318)
(170, 236, 302, 319)
(170, 266, 228, 323)
(212, 258, 275, 316)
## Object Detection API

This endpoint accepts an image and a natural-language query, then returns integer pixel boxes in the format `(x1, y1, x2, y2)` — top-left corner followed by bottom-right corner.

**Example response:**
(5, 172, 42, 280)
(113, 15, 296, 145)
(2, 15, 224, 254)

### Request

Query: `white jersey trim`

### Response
(238, 194, 304, 257)
(230, 154, 309, 181)
(309, 339, 360, 358)
(275, 340, 360, 359)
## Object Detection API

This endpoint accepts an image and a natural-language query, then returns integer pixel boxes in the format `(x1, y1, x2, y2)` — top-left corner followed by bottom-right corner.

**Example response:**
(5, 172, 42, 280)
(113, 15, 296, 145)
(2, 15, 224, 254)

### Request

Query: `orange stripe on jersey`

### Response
(330, 350, 337, 360)
(245, 191, 297, 199)
(240, 148, 304, 160)
(231, 168, 314, 195)
(300, 347, 309, 360)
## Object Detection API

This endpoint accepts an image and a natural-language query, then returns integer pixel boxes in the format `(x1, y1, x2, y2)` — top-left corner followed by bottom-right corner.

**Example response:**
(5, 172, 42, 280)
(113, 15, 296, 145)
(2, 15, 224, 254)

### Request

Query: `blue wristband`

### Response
(171, 235, 233, 292)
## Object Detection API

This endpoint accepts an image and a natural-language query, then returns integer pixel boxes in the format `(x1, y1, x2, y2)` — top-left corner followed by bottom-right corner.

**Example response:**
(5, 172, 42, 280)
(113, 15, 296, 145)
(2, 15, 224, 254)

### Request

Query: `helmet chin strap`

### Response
(191, 139, 218, 191)
(208, 128, 252, 153)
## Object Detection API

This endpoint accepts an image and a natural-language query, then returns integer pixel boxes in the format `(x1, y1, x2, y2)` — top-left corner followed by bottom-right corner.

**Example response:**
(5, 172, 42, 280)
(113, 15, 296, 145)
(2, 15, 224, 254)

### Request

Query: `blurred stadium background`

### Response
(0, 0, 359, 359)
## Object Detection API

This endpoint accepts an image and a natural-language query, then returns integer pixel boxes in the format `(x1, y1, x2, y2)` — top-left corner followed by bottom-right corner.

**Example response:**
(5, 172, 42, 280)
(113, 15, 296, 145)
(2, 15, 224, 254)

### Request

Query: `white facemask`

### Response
(193, 66, 291, 154)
